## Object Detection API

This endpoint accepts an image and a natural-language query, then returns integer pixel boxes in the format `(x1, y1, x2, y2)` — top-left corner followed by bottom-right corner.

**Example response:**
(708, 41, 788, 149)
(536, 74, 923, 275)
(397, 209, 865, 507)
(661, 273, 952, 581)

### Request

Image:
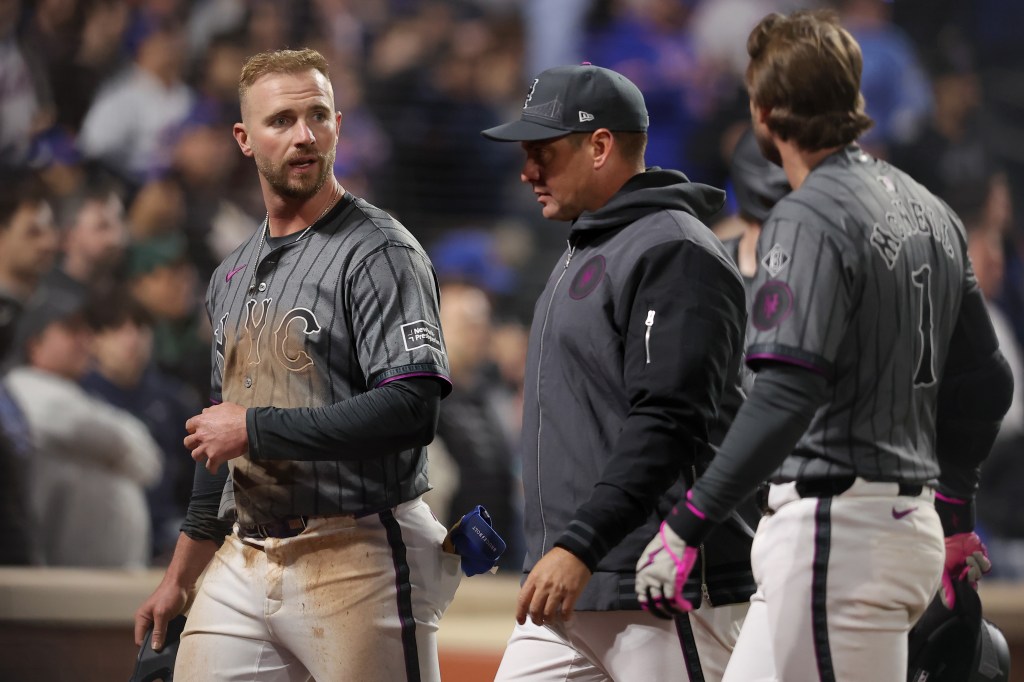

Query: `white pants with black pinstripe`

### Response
(493, 601, 749, 682)
(174, 497, 462, 682)
(722, 479, 945, 682)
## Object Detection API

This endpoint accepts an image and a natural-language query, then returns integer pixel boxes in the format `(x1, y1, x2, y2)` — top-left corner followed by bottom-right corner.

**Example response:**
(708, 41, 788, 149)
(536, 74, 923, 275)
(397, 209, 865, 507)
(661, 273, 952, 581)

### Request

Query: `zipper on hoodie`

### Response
(536, 241, 576, 553)
(644, 310, 656, 363)
(692, 464, 712, 606)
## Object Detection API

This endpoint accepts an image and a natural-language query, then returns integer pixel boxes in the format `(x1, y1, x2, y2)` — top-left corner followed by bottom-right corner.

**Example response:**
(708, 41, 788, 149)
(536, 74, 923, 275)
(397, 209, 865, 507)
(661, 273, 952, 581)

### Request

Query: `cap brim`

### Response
(481, 119, 570, 142)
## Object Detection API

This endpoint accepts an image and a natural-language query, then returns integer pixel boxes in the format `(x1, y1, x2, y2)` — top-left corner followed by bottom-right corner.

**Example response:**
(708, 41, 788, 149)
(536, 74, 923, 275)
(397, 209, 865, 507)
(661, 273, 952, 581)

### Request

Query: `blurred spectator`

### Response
(42, 171, 129, 306)
(81, 294, 199, 562)
(4, 296, 162, 567)
(367, 3, 519, 239)
(523, 0, 591, 75)
(890, 36, 998, 221)
(583, 0, 702, 170)
(126, 232, 209, 399)
(839, 0, 933, 154)
(0, 173, 59, 341)
(169, 118, 249, 280)
(77, 20, 195, 185)
(26, 0, 129, 135)
(968, 218, 1024, 577)
(0, 0, 55, 168)
(432, 281, 525, 572)
(0, 173, 56, 565)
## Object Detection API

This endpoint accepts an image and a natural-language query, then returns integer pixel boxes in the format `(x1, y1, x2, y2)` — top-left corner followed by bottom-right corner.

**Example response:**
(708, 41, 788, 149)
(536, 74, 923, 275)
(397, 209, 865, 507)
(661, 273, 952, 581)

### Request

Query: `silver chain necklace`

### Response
(246, 185, 341, 295)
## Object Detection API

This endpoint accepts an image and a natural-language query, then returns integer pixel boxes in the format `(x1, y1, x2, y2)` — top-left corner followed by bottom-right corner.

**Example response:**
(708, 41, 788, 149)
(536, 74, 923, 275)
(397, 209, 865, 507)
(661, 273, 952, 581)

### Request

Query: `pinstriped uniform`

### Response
(746, 145, 971, 485)
(206, 193, 450, 525)
(722, 146, 961, 681)
(176, 192, 460, 682)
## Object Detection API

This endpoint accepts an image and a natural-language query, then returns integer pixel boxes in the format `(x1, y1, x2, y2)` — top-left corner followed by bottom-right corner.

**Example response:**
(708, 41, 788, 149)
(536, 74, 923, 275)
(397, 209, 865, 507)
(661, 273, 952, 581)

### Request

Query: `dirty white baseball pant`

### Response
(174, 497, 462, 681)
(494, 600, 748, 682)
(722, 479, 945, 682)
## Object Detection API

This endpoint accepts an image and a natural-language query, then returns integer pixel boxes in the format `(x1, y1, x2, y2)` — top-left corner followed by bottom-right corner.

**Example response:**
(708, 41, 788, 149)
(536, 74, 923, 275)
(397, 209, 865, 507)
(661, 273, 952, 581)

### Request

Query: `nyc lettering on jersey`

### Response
(869, 182, 956, 269)
(214, 298, 322, 372)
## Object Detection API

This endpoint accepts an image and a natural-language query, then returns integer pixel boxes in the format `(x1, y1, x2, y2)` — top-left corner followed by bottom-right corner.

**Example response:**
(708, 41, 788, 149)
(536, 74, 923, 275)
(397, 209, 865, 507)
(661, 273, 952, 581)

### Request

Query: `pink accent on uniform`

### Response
(684, 489, 706, 520)
(659, 521, 698, 612)
(226, 264, 247, 282)
(581, 61, 592, 65)
(935, 491, 966, 505)
(377, 372, 453, 388)
(764, 293, 780, 317)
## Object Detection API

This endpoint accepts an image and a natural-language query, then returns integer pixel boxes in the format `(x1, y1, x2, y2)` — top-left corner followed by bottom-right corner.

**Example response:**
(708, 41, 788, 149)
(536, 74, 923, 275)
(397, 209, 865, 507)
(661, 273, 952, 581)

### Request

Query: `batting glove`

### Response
(635, 521, 699, 618)
(940, 532, 991, 609)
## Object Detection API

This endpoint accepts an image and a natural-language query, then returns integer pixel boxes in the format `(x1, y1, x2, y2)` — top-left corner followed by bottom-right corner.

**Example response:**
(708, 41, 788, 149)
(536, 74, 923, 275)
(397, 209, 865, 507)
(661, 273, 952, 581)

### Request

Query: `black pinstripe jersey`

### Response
(746, 145, 973, 484)
(206, 193, 450, 525)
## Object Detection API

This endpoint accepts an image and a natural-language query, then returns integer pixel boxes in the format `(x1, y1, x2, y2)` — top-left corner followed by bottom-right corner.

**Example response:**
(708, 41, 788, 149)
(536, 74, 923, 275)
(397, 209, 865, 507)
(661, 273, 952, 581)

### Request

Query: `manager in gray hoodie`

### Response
(483, 65, 753, 682)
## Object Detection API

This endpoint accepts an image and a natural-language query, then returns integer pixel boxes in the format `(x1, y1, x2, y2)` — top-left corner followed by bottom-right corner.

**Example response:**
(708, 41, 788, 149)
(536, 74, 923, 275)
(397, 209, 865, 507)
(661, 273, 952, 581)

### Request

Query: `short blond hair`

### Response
(238, 48, 331, 105)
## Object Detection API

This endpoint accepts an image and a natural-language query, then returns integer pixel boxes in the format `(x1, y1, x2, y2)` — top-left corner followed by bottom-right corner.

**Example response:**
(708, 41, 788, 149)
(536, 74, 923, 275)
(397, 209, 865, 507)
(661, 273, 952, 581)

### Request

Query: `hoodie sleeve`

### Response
(554, 239, 747, 570)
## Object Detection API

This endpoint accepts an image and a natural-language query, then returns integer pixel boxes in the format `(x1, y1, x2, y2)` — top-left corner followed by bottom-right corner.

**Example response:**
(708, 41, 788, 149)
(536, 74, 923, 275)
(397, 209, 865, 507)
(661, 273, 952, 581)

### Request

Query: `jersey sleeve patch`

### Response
(751, 280, 794, 331)
(401, 320, 445, 354)
(761, 243, 791, 277)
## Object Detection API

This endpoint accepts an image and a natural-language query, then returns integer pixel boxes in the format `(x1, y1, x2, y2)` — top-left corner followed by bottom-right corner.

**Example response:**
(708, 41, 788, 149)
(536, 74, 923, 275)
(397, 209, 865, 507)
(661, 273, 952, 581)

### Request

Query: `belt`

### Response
(794, 477, 923, 499)
(239, 516, 310, 539)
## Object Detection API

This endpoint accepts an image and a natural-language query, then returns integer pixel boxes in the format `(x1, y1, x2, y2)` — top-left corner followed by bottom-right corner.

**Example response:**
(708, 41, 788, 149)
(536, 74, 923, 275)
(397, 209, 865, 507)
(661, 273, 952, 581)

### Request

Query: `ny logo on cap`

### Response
(523, 79, 539, 109)
(579, 111, 594, 122)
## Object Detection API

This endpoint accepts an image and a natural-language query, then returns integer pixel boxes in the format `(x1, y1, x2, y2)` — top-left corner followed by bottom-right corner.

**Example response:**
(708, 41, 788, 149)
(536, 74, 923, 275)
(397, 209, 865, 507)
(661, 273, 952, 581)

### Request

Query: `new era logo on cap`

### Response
(481, 64, 649, 142)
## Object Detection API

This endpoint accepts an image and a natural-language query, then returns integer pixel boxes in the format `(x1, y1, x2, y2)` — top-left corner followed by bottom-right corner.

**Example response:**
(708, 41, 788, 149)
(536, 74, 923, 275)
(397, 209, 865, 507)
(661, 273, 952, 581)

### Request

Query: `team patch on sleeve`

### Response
(401, 320, 445, 354)
(752, 280, 794, 330)
(761, 243, 791, 277)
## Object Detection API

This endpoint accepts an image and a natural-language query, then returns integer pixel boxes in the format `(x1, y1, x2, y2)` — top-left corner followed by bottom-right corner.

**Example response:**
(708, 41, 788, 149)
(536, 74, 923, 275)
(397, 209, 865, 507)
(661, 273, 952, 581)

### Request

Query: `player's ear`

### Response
(335, 111, 343, 137)
(233, 122, 253, 158)
(590, 129, 614, 170)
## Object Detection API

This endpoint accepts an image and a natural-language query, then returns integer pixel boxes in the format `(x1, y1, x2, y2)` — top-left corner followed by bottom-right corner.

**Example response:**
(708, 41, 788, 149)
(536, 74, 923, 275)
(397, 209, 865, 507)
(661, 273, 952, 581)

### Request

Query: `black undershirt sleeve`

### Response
(687, 363, 830, 526)
(180, 462, 232, 545)
(246, 377, 443, 461)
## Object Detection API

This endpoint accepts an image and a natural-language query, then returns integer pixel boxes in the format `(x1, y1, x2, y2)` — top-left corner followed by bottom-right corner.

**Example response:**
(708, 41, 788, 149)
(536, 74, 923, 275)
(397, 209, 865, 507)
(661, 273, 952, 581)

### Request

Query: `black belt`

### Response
(794, 477, 923, 499)
(239, 516, 310, 539)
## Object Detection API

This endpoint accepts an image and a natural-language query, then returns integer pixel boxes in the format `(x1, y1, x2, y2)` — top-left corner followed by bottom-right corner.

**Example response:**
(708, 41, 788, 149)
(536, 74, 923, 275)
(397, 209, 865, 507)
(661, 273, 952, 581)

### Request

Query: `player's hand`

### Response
(184, 402, 249, 474)
(635, 521, 699, 618)
(516, 547, 591, 626)
(940, 532, 991, 609)
(134, 580, 189, 650)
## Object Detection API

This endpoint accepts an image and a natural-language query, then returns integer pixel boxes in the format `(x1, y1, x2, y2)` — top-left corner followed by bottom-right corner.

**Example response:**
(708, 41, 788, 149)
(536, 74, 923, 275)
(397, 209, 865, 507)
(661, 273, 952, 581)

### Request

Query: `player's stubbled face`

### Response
(520, 135, 593, 221)
(245, 69, 340, 200)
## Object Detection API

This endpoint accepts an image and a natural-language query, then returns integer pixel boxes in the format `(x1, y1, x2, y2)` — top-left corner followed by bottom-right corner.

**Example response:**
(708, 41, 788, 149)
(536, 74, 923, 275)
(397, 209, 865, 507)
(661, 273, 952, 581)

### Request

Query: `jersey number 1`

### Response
(912, 265, 936, 387)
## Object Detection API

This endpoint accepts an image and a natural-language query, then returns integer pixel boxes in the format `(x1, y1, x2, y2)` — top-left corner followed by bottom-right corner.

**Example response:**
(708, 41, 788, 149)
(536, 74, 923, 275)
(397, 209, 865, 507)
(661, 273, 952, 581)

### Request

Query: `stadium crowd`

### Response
(0, 0, 1022, 576)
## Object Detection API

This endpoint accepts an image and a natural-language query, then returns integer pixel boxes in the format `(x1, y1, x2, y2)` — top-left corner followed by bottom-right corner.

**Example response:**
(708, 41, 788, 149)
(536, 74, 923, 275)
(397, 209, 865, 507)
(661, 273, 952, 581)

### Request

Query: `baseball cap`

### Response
(730, 129, 790, 223)
(481, 64, 649, 142)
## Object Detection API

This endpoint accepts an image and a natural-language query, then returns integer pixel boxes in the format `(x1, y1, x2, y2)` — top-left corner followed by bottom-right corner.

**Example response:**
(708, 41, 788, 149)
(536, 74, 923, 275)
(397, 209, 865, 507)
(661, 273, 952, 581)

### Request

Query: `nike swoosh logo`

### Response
(892, 507, 917, 520)
(226, 264, 247, 282)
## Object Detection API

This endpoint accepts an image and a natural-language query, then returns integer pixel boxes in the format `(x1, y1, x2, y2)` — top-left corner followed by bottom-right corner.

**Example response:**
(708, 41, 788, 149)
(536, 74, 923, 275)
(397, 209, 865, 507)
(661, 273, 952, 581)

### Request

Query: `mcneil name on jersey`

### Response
(869, 190, 956, 271)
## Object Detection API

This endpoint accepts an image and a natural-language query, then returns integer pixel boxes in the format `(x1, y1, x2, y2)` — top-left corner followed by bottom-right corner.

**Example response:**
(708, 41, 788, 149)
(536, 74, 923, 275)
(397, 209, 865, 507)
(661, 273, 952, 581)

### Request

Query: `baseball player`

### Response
(134, 48, 461, 681)
(635, 10, 1014, 682)
(482, 64, 753, 681)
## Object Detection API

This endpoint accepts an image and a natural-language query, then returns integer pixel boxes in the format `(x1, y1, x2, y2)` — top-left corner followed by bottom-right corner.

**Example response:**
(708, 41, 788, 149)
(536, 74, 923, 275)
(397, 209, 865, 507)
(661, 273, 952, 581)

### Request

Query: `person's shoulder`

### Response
(208, 229, 261, 288)
(337, 194, 429, 258)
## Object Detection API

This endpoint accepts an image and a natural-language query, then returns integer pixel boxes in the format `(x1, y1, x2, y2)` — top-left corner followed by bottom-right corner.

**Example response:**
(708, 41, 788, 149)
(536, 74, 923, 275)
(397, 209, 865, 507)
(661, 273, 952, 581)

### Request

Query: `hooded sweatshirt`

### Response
(521, 168, 755, 610)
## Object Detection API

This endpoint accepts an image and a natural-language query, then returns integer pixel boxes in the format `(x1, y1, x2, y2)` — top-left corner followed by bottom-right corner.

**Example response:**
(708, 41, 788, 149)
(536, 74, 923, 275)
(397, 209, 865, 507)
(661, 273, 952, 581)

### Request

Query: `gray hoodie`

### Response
(520, 168, 755, 610)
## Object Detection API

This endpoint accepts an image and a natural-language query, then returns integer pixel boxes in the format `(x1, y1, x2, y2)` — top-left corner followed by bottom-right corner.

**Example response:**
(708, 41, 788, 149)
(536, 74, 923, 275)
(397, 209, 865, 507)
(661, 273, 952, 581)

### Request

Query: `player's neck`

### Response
(777, 141, 843, 191)
(263, 179, 344, 237)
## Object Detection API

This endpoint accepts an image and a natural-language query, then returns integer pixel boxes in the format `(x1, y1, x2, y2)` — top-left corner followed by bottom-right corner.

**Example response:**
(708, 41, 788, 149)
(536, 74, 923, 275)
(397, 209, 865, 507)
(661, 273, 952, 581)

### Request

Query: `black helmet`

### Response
(129, 614, 187, 682)
(729, 128, 790, 224)
(908, 580, 1010, 682)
